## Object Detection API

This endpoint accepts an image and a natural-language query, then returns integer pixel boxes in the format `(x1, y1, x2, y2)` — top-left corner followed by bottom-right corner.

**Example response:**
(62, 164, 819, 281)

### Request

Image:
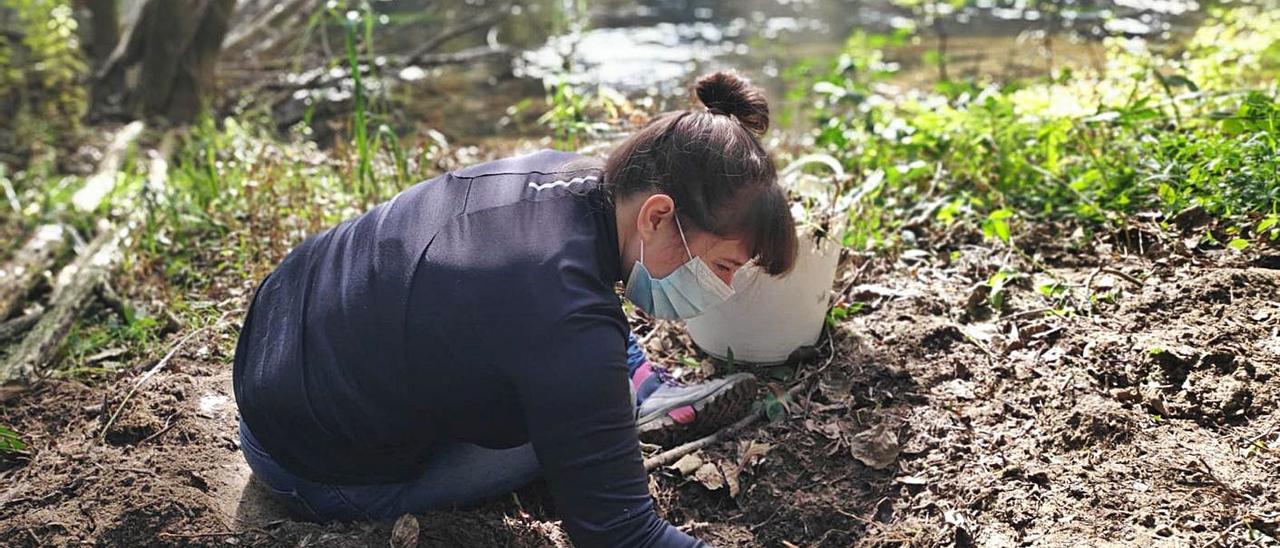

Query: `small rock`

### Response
(1142, 387, 1170, 416)
(390, 514, 419, 548)
(1111, 388, 1141, 403)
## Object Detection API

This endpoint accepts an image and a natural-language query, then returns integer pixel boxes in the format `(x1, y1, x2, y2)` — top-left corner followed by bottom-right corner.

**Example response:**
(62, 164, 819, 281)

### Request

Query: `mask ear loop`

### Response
(673, 215, 695, 260)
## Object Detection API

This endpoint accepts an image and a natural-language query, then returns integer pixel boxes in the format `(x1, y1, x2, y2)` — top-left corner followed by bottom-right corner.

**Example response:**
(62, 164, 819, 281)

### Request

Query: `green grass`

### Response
(789, 4, 1280, 251)
(3, 0, 1278, 387)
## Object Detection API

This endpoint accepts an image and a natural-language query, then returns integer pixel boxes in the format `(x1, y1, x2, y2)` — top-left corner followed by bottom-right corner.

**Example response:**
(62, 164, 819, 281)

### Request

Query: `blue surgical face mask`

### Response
(624, 216, 735, 321)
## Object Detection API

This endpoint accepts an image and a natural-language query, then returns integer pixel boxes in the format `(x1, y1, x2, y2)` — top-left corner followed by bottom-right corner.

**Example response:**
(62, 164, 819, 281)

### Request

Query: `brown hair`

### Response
(604, 71, 797, 275)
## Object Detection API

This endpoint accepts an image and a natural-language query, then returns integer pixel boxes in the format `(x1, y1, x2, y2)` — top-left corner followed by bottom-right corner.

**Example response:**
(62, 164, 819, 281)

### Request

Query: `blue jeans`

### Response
(241, 332, 653, 521)
(240, 420, 541, 521)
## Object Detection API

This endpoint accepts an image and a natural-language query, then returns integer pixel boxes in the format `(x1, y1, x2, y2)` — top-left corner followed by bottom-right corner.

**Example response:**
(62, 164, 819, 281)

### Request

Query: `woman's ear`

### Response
(636, 194, 675, 239)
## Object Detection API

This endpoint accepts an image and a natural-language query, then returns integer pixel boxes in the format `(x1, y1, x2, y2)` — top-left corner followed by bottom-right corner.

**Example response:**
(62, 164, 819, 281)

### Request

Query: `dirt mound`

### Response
(2, 245, 1277, 546)
(0, 363, 565, 547)
(642, 260, 1279, 546)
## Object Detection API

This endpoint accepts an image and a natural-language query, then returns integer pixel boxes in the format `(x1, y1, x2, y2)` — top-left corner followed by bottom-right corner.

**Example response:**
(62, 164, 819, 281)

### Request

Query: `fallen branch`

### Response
(405, 9, 509, 62)
(0, 128, 161, 395)
(0, 304, 44, 343)
(0, 224, 69, 320)
(0, 222, 130, 392)
(999, 306, 1057, 323)
(257, 45, 513, 95)
(71, 121, 145, 213)
(221, 0, 317, 54)
(94, 281, 130, 323)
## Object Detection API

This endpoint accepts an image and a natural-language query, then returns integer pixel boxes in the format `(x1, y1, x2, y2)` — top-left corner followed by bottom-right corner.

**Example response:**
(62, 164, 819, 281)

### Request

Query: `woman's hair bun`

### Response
(694, 71, 770, 137)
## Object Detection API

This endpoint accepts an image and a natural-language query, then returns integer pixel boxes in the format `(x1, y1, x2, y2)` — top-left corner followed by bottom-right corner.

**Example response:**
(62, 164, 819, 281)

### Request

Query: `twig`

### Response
(644, 404, 761, 471)
(0, 166, 21, 213)
(1205, 519, 1246, 548)
(645, 376, 815, 471)
(1195, 456, 1247, 503)
(139, 412, 181, 445)
(803, 325, 840, 421)
(406, 9, 509, 61)
(1086, 265, 1144, 291)
(1101, 267, 1145, 287)
(1000, 307, 1056, 323)
(98, 310, 237, 441)
(157, 530, 241, 539)
(836, 255, 877, 300)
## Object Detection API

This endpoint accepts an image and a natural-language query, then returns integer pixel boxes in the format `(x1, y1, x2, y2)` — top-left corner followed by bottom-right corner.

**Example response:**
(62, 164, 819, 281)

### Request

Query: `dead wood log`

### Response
(0, 131, 169, 395)
(404, 9, 509, 63)
(0, 221, 130, 390)
(221, 0, 316, 55)
(0, 224, 69, 321)
(0, 304, 43, 343)
(71, 120, 145, 213)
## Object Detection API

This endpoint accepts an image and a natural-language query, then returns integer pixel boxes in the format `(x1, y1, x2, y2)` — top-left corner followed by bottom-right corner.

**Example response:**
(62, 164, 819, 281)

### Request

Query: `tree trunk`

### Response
(96, 0, 237, 124)
(85, 0, 124, 118)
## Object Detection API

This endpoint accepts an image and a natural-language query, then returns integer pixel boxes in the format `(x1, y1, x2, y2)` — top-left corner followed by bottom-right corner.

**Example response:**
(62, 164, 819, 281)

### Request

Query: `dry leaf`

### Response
(693, 462, 724, 491)
(737, 440, 773, 467)
(725, 464, 741, 498)
(850, 423, 901, 470)
(390, 514, 419, 548)
(670, 453, 704, 476)
(818, 369, 853, 400)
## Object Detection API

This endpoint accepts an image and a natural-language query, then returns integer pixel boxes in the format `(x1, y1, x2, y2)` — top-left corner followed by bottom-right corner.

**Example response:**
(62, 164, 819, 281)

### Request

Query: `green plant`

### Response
(793, 3, 1280, 255)
(535, 77, 627, 150)
(986, 268, 1023, 311)
(0, 426, 24, 453)
(1, 0, 88, 162)
(333, 2, 376, 198)
(890, 0, 970, 81)
(981, 208, 1015, 245)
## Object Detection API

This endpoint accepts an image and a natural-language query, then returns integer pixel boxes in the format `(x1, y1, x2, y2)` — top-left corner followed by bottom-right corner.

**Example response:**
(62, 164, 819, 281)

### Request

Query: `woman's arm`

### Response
(516, 307, 704, 548)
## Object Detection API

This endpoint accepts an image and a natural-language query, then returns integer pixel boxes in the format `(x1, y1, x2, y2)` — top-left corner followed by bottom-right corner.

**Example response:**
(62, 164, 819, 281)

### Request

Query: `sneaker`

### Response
(635, 372, 758, 447)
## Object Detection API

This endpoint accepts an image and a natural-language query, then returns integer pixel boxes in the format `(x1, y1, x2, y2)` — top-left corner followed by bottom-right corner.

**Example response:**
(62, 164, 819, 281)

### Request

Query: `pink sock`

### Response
(631, 362, 696, 424)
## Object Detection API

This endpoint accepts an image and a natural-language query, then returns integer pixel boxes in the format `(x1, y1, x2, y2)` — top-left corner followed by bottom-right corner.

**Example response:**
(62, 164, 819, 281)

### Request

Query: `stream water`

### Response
(264, 0, 1212, 143)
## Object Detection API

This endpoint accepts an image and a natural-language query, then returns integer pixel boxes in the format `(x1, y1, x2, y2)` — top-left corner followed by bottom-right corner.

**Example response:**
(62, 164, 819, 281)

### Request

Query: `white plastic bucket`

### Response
(685, 234, 841, 366)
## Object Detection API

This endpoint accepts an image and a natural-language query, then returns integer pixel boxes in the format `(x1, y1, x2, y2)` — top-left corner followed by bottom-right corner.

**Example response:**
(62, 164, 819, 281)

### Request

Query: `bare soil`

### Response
(2, 223, 1278, 547)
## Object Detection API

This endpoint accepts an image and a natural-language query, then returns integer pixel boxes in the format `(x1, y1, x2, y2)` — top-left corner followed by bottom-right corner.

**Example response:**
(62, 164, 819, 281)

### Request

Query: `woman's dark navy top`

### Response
(233, 150, 700, 547)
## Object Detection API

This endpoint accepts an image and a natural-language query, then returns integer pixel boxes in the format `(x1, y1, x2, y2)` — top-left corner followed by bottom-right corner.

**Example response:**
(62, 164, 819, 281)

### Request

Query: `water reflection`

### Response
(252, 0, 1213, 142)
